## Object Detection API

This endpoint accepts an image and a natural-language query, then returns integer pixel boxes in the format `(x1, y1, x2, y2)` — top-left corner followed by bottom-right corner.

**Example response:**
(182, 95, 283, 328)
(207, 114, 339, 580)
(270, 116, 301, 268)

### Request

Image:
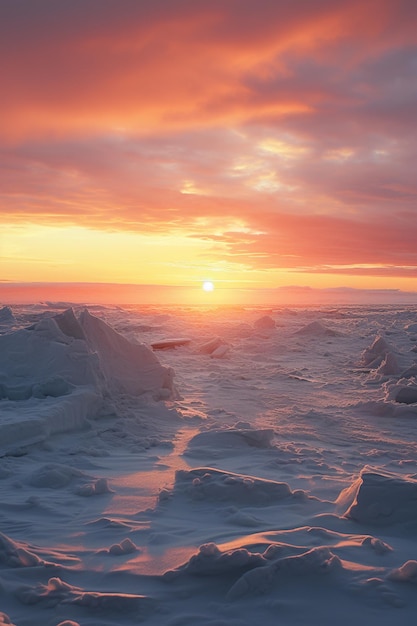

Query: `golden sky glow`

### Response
(1, 0, 416, 303)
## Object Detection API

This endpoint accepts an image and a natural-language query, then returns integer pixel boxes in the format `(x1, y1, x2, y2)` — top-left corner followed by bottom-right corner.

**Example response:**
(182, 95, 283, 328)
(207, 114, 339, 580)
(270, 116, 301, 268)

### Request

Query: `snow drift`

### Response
(2, 303, 417, 626)
(342, 468, 417, 526)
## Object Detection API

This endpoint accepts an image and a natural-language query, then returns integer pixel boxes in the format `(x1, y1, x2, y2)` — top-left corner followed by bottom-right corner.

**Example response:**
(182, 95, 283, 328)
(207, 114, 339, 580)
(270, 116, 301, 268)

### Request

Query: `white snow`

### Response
(0, 308, 176, 450)
(0, 303, 417, 625)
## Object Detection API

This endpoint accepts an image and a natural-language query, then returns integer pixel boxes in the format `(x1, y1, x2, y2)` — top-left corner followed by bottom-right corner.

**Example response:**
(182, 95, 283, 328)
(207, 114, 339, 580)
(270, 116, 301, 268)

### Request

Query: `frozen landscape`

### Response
(1, 301, 417, 625)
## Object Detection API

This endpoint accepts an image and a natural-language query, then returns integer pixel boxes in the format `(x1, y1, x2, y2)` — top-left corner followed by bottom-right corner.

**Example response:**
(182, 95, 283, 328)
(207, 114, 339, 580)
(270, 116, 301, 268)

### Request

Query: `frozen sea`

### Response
(0, 302, 417, 625)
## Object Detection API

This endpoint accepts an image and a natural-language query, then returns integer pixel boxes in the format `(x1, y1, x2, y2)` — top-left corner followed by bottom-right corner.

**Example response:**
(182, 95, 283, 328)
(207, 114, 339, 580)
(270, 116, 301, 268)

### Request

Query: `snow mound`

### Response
(29, 463, 85, 489)
(294, 321, 340, 337)
(186, 427, 275, 455)
(106, 538, 138, 556)
(0, 308, 177, 449)
(16, 576, 152, 613)
(228, 546, 341, 599)
(168, 467, 293, 504)
(26, 463, 112, 496)
(253, 315, 276, 330)
(342, 469, 417, 525)
(0, 306, 15, 326)
(76, 477, 112, 497)
(394, 386, 417, 405)
(384, 379, 417, 405)
(164, 542, 266, 579)
(388, 560, 417, 583)
(165, 542, 341, 601)
(0, 531, 46, 568)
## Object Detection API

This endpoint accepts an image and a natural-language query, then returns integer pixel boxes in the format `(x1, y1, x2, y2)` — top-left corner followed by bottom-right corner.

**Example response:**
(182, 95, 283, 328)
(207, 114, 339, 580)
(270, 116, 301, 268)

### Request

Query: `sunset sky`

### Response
(1, 0, 417, 303)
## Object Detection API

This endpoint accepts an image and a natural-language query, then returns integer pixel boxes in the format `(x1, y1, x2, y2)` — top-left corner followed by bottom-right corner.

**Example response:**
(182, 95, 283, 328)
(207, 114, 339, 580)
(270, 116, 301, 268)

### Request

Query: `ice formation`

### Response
(0, 308, 176, 449)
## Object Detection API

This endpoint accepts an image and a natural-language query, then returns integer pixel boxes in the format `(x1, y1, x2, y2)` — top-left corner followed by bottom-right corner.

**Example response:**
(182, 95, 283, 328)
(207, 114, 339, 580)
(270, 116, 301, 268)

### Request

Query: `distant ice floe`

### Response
(197, 336, 230, 358)
(151, 337, 191, 350)
(0, 308, 177, 450)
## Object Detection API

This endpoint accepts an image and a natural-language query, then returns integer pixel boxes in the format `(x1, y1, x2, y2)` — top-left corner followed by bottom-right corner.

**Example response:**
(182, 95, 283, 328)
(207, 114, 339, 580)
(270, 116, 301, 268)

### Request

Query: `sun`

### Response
(202, 280, 214, 292)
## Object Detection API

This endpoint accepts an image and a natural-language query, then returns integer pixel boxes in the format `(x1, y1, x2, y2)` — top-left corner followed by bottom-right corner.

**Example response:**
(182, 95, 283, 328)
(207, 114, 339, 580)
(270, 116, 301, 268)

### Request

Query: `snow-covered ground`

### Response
(1, 302, 417, 625)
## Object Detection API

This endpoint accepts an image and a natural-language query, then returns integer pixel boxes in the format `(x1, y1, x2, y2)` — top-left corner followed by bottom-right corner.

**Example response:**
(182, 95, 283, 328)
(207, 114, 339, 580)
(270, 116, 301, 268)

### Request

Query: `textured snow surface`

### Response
(0, 303, 417, 625)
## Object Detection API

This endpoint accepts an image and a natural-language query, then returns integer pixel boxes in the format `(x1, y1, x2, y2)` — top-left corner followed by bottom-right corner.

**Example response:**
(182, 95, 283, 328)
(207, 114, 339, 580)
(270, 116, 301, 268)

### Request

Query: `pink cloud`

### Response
(219, 212, 417, 270)
(1, 0, 416, 281)
(2, 0, 416, 137)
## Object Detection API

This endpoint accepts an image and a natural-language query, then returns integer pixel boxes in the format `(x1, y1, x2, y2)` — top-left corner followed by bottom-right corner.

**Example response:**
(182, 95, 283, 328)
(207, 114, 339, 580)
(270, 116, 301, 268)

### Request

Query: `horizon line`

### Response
(1, 280, 416, 293)
(1, 281, 417, 306)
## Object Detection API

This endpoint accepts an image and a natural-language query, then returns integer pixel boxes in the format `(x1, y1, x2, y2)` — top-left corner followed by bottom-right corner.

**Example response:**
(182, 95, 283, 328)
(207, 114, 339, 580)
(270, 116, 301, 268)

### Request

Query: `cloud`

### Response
(190, 209, 417, 272)
(1, 0, 417, 283)
(2, 0, 416, 137)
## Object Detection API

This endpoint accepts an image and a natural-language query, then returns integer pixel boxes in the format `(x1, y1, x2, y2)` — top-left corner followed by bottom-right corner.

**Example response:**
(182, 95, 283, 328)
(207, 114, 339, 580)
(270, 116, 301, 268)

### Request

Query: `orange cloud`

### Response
(205, 211, 417, 271)
(2, 0, 416, 138)
(1, 0, 417, 289)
